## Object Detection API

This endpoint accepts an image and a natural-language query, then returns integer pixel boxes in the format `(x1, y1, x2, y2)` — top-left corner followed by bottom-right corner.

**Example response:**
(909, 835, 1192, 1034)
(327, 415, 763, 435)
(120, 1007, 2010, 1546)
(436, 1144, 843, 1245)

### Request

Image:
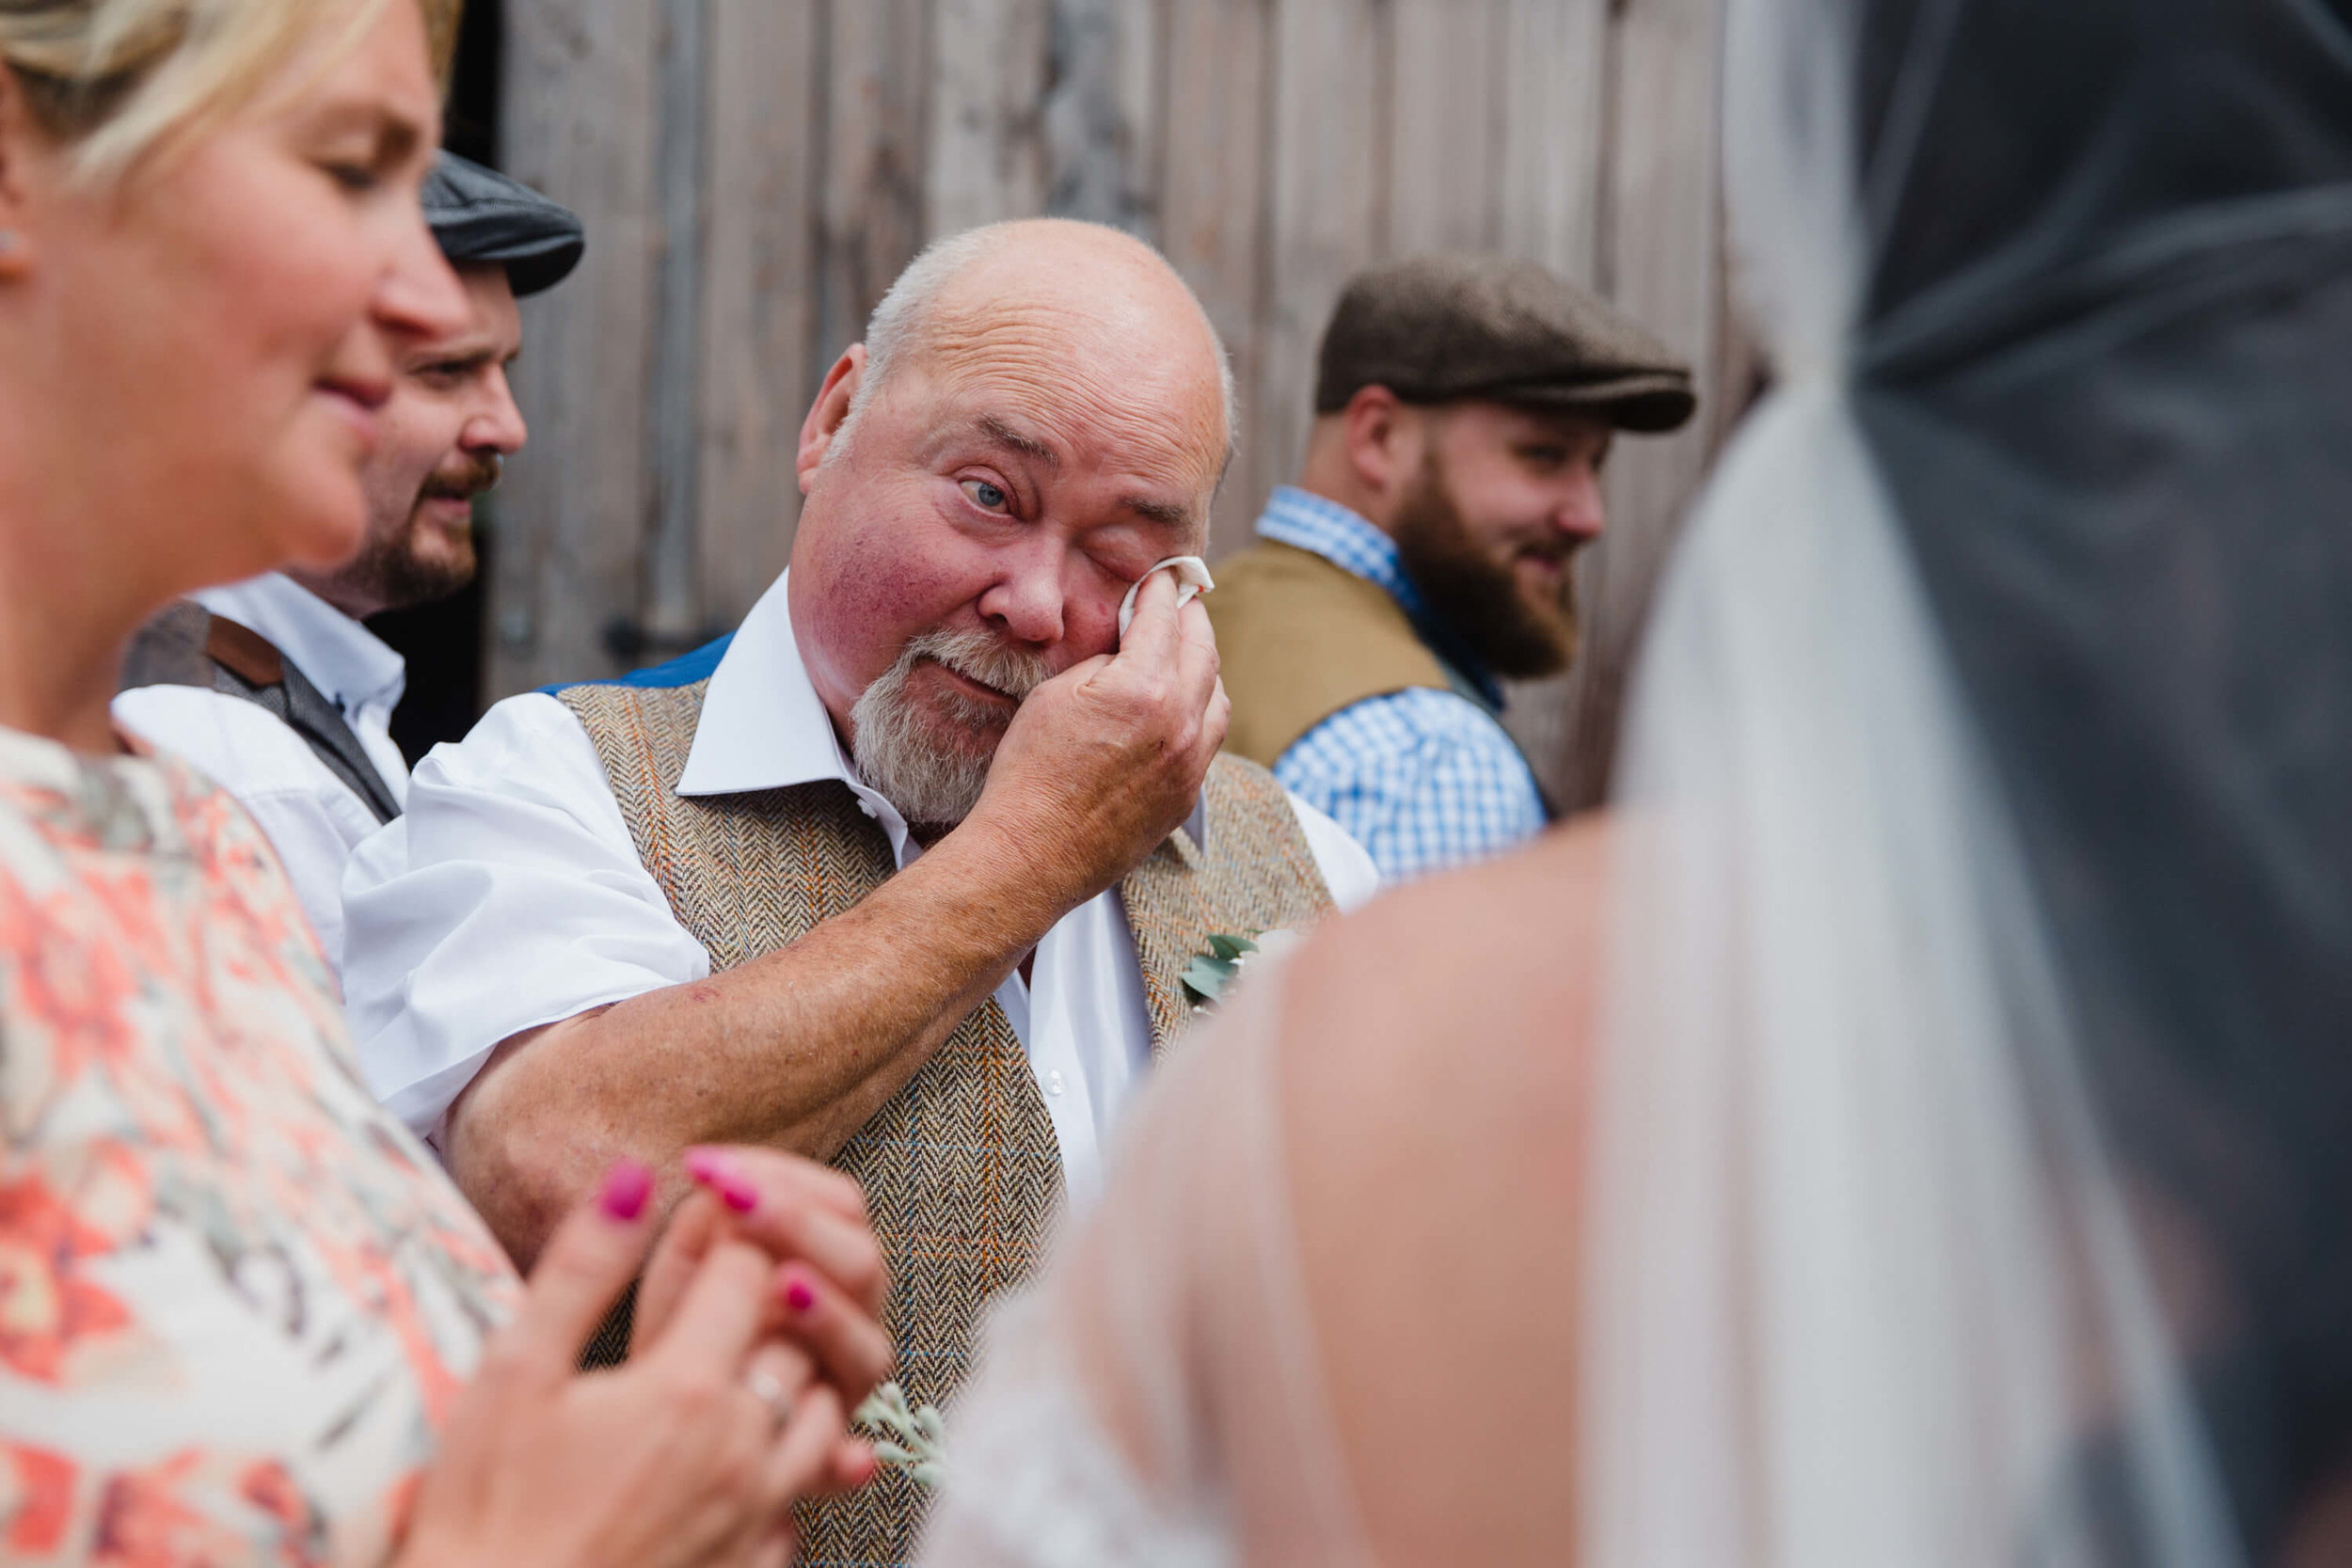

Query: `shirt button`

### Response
(856, 799, 878, 819)
(1047, 1070, 1065, 1097)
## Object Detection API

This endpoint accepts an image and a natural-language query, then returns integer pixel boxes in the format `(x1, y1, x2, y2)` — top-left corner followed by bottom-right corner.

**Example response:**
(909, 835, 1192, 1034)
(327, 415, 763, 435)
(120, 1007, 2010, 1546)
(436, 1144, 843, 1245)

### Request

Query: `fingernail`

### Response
(599, 1160, 653, 1222)
(686, 1149, 759, 1214)
(785, 1277, 817, 1314)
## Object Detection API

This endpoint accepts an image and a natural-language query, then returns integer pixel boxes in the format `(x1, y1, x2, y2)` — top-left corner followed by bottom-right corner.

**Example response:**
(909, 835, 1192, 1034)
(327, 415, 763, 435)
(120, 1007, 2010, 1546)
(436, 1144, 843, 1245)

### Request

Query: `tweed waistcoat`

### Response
(1207, 539, 1464, 767)
(556, 672, 1334, 1566)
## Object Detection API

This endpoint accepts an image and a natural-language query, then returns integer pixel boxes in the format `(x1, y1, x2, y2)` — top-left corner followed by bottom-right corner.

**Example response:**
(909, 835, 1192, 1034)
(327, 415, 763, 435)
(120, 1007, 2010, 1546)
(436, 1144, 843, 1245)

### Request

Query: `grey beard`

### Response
(849, 629, 1053, 828)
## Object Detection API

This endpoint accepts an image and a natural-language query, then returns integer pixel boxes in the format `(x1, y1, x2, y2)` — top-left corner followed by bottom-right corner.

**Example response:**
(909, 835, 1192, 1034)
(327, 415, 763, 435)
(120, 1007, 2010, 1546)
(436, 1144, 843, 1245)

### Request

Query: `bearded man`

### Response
(1208, 254, 1694, 880)
(114, 153, 580, 977)
(342, 219, 1375, 1562)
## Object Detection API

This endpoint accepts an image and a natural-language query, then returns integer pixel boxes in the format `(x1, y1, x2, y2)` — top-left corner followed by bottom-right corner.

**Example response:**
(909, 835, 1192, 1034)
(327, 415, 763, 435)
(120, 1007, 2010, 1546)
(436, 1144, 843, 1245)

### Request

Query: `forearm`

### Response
(447, 817, 1065, 1266)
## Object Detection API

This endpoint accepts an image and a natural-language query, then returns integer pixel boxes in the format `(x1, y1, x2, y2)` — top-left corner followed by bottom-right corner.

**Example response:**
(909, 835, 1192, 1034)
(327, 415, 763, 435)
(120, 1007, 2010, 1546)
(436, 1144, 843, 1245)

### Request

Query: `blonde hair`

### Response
(0, 0, 460, 179)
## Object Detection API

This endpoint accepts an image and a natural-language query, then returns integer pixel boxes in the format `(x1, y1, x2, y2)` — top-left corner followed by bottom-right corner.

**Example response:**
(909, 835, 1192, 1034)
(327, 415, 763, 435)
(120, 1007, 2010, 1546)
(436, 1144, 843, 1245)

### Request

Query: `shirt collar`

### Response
(675, 569, 1208, 855)
(1254, 485, 1508, 713)
(194, 574, 406, 717)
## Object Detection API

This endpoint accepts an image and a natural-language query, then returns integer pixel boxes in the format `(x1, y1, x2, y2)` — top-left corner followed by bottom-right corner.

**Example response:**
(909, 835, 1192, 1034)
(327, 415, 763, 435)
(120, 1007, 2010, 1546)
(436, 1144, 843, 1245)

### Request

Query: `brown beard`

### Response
(1389, 452, 1581, 679)
(347, 452, 497, 613)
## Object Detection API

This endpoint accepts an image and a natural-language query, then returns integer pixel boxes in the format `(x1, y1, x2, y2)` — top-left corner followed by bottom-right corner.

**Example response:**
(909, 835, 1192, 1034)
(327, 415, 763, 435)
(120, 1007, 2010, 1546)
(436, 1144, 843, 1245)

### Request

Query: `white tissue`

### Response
(1117, 556, 1216, 641)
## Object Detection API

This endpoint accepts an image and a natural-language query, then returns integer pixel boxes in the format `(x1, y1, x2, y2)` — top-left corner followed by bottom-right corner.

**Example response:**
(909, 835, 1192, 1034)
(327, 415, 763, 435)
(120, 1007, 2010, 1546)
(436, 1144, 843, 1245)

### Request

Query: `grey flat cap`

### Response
(1314, 254, 1695, 433)
(421, 152, 584, 298)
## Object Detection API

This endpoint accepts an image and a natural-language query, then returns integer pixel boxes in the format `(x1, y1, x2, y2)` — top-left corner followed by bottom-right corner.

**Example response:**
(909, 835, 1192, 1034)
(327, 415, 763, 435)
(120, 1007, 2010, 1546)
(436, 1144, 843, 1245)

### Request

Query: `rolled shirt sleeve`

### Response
(342, 692, 713, 1143)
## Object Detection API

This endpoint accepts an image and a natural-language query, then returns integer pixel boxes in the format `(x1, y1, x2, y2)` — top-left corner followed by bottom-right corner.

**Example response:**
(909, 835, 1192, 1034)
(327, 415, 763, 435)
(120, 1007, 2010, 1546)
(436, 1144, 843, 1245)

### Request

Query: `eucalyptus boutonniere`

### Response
(856, 1381, 946, 1488)
(1182, 927, 1305, 1010)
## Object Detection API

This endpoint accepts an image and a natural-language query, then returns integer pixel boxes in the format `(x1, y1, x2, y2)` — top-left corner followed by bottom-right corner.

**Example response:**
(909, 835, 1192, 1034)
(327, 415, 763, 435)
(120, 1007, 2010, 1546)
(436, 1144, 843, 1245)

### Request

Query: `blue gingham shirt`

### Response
(1254, 487, 1549, 882)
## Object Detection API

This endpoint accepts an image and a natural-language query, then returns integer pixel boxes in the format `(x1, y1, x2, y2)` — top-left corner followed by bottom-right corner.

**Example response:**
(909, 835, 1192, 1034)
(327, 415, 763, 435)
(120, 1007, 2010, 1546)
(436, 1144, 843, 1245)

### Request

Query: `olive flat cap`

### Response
(1314, 254, 1695, 433)
(421, 153, 584, 298)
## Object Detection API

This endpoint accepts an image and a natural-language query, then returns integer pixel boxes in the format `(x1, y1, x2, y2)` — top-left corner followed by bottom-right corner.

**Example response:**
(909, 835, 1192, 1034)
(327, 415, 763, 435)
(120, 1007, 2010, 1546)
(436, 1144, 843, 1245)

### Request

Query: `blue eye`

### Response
(961, 479, 1010, 513)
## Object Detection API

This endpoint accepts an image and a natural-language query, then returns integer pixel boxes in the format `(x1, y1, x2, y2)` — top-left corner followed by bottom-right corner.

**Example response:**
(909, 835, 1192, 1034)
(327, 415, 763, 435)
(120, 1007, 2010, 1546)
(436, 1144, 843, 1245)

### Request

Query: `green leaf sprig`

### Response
(1182, 931, 1260, 1007)
(855, 1381, 946, 1488)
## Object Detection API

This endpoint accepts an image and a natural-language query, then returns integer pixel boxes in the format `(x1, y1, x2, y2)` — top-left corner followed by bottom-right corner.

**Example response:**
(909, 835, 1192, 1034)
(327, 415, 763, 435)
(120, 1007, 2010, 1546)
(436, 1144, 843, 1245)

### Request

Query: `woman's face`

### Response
(6, 0, 461, 601)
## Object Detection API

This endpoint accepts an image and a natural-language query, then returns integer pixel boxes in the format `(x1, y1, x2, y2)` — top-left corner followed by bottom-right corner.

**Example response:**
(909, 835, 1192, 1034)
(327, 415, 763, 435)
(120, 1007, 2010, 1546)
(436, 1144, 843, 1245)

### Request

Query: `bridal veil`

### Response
(923, 0, 2352, 1562)
(1597, 0, 2352, 1560)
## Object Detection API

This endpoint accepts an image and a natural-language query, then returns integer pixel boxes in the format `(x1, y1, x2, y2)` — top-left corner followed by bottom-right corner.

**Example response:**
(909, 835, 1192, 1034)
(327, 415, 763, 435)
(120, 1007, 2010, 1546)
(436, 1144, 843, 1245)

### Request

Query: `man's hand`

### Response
(961, 568, 1230, 909)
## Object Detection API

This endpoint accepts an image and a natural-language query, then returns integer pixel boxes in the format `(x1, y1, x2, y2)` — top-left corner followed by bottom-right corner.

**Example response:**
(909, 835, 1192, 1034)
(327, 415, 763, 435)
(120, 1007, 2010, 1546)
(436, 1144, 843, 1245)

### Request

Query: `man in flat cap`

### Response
(1207, 253, 1694, 880)
(115, 153, 584, 981)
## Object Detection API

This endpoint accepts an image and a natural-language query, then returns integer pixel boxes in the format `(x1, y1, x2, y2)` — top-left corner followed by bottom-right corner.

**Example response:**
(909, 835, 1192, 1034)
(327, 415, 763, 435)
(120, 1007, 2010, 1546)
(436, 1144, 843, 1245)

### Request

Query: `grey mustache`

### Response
(904, 630, 1052, 702)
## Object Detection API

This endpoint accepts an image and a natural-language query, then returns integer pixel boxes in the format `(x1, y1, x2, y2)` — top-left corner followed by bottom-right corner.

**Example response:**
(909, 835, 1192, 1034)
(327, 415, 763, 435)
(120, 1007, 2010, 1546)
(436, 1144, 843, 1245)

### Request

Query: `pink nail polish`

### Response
(686, 1149, 758, 1213)
(600, 1160, 653, 1222)
(786, 1278, 817, 1314)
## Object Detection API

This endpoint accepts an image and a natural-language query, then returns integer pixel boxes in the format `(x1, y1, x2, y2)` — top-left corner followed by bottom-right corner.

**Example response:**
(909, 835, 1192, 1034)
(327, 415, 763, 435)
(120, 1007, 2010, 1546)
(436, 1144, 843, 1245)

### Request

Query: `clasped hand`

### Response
(400, 1148, 891, 1568)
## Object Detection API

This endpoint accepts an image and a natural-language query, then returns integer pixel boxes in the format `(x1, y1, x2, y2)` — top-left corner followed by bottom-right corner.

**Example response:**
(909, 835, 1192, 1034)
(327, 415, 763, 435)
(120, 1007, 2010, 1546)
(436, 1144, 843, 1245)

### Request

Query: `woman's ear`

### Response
(797, 343, 868, 492)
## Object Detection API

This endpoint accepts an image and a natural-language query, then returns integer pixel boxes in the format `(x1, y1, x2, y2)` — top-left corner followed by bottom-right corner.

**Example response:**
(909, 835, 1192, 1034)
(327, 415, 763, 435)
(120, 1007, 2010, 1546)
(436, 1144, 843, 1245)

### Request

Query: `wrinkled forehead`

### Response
(910, 294, 1229, 508)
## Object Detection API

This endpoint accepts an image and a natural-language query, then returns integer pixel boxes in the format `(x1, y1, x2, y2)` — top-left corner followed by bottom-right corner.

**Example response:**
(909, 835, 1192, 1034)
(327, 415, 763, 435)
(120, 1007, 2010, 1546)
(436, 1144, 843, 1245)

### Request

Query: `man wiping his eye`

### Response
(341, 218, 1376, 1565)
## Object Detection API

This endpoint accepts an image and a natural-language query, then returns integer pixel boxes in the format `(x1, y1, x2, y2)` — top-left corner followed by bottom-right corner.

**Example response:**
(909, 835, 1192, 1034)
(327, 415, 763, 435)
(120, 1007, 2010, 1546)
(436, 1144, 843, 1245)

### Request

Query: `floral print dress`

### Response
(0, 725, 520, 1566)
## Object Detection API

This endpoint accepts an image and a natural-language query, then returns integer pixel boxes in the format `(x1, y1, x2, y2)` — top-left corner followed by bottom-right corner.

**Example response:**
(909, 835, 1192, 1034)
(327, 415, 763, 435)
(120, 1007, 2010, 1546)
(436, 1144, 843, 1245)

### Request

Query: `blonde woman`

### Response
(0, 3, 888, 1564)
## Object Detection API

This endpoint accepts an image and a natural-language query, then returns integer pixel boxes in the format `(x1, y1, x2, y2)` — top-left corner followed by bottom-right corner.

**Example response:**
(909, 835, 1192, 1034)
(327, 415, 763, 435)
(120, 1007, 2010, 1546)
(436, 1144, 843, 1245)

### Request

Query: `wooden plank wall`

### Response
(496, 0, 1743, 811)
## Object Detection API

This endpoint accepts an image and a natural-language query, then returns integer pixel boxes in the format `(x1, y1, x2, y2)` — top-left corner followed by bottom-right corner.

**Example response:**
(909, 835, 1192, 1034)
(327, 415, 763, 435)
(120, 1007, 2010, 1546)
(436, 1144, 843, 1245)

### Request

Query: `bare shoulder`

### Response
(1285, 816, 1610, 1083)
(1272, 820, 1606, 1560)
(1275, 813, 1608, 1199)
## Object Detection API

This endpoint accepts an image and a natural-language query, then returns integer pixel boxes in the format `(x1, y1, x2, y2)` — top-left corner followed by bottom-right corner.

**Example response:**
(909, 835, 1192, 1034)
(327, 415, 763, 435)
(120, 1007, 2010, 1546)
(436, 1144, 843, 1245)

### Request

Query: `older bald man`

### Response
(343, 217, 1374, 1561)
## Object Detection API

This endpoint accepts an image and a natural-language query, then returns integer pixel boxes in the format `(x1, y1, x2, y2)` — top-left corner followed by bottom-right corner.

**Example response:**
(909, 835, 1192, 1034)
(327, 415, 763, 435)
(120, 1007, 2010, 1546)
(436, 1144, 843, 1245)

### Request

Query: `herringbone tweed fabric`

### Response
(557, 675, 1333, 1566)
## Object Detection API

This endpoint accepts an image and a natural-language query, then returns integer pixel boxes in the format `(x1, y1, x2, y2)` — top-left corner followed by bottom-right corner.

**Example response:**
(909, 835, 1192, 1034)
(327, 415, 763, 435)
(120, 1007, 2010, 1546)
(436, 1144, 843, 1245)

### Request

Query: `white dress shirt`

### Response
(342, 572, 1378, 1202)
(112, 574, 409, 981)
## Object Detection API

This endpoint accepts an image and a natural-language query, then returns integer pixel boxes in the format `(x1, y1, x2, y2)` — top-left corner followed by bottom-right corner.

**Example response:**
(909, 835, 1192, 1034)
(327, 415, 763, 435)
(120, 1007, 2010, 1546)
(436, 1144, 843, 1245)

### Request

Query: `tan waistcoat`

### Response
(556, 674, 1334, 1566)
(1206, 538, 1459, 768)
